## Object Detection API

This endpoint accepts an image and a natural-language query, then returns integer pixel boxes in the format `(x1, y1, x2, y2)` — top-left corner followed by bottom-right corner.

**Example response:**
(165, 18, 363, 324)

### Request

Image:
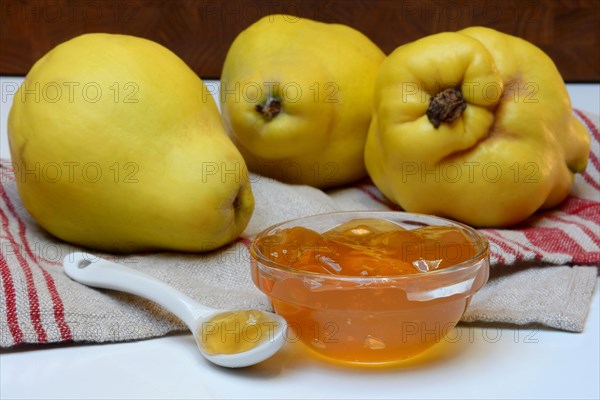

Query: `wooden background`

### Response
(1, 0, 599, 81)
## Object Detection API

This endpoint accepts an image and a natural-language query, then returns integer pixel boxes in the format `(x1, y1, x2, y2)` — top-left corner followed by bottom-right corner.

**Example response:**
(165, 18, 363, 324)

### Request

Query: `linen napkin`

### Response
(0, 110, 598, 347)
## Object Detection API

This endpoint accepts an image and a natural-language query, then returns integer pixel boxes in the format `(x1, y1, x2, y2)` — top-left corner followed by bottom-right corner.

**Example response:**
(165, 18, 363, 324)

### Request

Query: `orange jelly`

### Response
(251, 217, 489, 364)
(256, 218, 478, 276)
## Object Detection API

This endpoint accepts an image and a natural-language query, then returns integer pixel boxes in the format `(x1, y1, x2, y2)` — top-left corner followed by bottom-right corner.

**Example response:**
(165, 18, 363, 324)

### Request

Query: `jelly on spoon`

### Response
(63, 252, 287, 368)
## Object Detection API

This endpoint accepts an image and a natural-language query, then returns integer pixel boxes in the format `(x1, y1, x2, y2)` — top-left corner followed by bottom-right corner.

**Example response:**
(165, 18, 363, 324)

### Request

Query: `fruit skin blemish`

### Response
(251, 214, 490, 365)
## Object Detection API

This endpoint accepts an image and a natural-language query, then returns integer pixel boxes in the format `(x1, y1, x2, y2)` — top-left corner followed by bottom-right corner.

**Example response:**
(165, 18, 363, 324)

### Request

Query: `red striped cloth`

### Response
(0, 186, 73, 344)
(0, 110, 598, 346)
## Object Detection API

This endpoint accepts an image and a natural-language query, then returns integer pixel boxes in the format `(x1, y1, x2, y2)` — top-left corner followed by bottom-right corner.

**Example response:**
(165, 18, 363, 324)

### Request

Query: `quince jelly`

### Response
(198, 310, 277, 355)
(252, 217, 486, 364)
(256, 218, 477, 276)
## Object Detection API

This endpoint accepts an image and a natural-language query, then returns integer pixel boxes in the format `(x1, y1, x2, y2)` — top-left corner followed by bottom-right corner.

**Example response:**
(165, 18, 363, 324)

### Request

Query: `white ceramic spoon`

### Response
(63, 252, 287, 368)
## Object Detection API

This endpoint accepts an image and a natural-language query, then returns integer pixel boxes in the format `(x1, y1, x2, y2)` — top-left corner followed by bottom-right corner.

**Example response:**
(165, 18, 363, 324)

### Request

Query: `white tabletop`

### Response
(1, 78, 599, 400)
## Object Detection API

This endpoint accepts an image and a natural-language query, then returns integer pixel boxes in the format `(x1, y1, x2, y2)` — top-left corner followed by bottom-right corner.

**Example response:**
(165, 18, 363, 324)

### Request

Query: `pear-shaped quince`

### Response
(8, 33, 254, 253)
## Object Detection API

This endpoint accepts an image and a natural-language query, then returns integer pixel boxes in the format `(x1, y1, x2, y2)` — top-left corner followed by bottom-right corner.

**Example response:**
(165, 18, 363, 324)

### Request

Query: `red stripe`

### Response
(0, 185, 72, 341)
(0, 162, 16, 183)
(487, 229, 544, 262)
(582, 170, 600, 191)
(1, 187, 43, 266)
(524, 227, 584, 261)
(38, 267, 71, 340)
(541, 216, 600, 264)
(0, 187, 61, 267)
(0, 207, 47, 343)
(581, 150, 600, 190)
(481, 234, 508, 264)
(500, 235, 532, 262)
(560, 196, 600, 217)
(547, 214, 600, 248)
(484, 229, 537, 262)
(573, 109, 600, 190)
(574, 109, 600, 143)
(587, 150, 600, 175)
(0, 250, 24, 345)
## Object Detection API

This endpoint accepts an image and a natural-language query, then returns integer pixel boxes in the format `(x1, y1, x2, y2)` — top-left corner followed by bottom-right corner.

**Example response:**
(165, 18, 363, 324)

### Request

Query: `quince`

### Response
(220, 15, 385, 188)
(365, 27, 590, 227)
(8, 34, 254, 252)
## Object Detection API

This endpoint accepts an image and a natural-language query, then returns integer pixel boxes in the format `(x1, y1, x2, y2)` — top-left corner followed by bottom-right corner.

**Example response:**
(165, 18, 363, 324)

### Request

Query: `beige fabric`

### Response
(463, 266, 598, 332)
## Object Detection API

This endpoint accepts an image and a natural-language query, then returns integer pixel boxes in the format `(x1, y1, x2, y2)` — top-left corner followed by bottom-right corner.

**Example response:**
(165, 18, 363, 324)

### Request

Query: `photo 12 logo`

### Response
(2, 81, 139, 104)
(398, 161, 540, 184)
(401, 81, 539, 104)
(202, 81, 340, 105)
(2, 161, 139, 184)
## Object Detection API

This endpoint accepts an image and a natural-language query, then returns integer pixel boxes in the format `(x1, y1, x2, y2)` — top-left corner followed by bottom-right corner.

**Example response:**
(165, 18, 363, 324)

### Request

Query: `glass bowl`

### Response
(250, 211, 489, 365)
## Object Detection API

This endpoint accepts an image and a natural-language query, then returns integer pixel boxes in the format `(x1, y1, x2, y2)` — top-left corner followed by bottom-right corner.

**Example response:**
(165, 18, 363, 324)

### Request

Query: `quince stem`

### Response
(255, 97, 282, 121)
(426, 87, 466, 129)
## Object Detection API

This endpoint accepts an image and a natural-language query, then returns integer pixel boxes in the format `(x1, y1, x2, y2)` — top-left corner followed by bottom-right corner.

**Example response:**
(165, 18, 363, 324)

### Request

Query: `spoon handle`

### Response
(63, 252, 214, 329)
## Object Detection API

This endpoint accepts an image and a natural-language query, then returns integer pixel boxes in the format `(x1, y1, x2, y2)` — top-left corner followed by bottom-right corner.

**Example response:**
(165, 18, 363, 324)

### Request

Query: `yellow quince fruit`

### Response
(8, 33, 254, 253)
(220, 15, 385, 188)
(365, 27, 590, 227)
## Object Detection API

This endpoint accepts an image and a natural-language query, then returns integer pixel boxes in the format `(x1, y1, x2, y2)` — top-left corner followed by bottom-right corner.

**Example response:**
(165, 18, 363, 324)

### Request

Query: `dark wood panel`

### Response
(1, 0, 598, 81)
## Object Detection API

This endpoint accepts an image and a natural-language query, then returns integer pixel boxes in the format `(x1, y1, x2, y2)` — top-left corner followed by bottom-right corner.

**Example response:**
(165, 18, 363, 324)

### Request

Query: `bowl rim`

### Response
(249, 210, 490, 282)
